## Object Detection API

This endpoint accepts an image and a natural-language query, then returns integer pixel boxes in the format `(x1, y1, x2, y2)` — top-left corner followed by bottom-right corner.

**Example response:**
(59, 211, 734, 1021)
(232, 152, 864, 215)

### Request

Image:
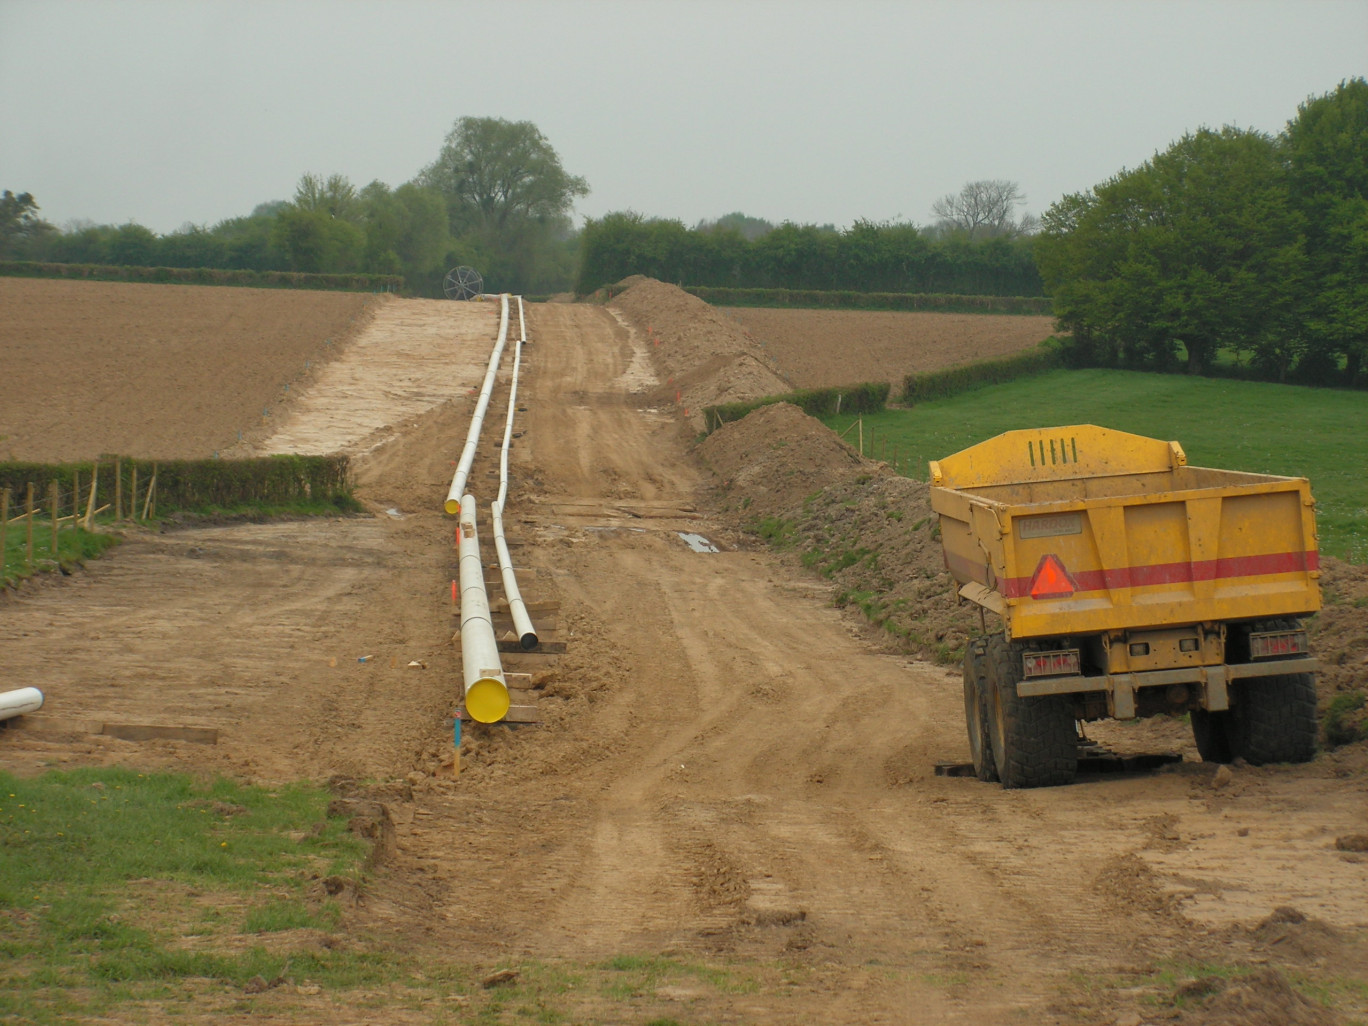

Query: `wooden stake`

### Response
(50, 480, 59, 558)
(1, 488, 8, 577)
(73, 469, 80, 522)
(858, 417, 863, 457)
(131, 465, 139, 523)
(85, 462, 98, 529)
(142, 468, 156, 520)
(26, 482, 35, 565)
(114, 458, 122, 520)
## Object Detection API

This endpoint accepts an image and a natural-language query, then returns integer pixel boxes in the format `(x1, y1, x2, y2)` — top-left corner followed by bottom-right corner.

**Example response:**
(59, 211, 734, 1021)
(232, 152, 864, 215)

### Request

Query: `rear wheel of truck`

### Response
(1190, 708, 1234, 763)
(984, 635, 1078, 788)
(1226, 672, 1319, 765)
(962, 638, 998, 782)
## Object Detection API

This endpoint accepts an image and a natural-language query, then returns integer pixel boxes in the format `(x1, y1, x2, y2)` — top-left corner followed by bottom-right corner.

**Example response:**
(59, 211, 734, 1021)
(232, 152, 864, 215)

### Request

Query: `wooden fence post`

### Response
(85, 461, 98, 530)
(50, 480, 59, 559)
(73, 468, 81, 524)
(143, 464, 157, 520)
(1, 488, 8, 577)
(26, 482, 35, 565)
(114, 458, 123, 520)
(131, 464, 139, 523)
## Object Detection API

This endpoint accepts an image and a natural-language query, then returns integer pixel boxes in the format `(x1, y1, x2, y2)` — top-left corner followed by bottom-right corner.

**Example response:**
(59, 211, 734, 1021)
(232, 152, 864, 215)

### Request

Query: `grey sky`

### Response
(2, 0, 1364, 236)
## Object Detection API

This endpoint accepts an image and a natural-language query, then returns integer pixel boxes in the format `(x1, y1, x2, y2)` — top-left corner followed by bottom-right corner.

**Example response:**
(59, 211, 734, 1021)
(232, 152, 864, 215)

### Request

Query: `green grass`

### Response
(0, 768, 370, 1022)
(1, 522, 119, 588)
(824, 368, 1368, 562)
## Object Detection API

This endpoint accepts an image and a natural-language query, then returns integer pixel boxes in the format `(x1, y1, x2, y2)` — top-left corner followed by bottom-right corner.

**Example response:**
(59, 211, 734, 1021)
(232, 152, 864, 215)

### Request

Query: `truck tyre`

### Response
(984, 635, 1078, 788)
(1226, 673, 1318, 765)
(1190, 708, 1234, 763)
(963, 638, 998, 782)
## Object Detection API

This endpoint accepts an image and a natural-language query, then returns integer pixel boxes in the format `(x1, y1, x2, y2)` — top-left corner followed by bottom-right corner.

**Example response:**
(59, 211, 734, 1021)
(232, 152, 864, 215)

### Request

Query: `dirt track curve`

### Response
(2, 289, 1365, 1024)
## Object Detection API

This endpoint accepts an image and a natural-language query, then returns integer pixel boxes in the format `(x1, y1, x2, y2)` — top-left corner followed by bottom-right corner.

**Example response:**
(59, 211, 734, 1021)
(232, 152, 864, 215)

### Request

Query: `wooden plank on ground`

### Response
(497, 639, 566, 654)
(101, 724, 220, 744)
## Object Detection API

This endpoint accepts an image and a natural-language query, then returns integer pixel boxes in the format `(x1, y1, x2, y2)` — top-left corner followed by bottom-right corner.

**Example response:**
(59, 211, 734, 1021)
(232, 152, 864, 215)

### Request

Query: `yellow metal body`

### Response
(930, 425, 1321, 641)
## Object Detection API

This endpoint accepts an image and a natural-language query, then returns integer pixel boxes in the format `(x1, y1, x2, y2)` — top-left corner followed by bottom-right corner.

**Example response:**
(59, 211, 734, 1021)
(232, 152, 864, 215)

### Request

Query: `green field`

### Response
(823, 369, 1368, 563)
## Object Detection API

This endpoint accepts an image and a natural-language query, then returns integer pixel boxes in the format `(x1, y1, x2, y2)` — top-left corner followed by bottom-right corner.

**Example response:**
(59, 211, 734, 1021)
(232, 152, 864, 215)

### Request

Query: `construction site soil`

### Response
(1, 276, 1365, 1025)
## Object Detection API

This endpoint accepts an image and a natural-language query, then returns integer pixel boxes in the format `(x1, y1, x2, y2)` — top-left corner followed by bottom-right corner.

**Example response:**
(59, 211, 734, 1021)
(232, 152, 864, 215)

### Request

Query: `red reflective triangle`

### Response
(1029, 553, 1077, 599)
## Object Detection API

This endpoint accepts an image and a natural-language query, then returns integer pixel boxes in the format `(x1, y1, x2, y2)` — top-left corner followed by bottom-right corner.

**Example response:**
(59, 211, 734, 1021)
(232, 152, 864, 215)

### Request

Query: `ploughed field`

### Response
(0, 277, 1364, 1026)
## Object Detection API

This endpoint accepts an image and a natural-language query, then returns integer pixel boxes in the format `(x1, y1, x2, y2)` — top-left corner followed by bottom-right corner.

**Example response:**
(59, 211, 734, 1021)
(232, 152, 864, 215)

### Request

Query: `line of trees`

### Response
(576, 213, 1043, 296)
(1, 118, 588, 296)
(1036, 78, 1367, 387)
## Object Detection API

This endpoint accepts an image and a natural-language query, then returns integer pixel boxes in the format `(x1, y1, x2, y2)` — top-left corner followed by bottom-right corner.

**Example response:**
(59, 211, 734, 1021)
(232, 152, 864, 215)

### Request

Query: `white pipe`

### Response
(458, 496, 509, 723)
(0, 687, 44, 722)
(491, 502, 538, 650)
(489, 295, 538, 650)
(444, 294, 510, 515)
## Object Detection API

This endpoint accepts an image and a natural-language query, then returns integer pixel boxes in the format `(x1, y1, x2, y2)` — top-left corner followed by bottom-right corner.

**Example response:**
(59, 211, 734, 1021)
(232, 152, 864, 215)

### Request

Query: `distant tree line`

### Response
(576, 214, 1043, 297)
(1036, 78, 1368, 387)
(0, 118, 586, 296)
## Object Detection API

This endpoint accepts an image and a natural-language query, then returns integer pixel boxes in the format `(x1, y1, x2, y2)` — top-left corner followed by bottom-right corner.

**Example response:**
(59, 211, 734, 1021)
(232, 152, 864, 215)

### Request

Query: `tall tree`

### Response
(292, 173, 361, 222)
(1037, 128, 1302, 375)
(419, 117, 587, 290)
(0, 190, 54, 258)
(931, 180, 1038, 239)
(1284, 77, 1368, 384)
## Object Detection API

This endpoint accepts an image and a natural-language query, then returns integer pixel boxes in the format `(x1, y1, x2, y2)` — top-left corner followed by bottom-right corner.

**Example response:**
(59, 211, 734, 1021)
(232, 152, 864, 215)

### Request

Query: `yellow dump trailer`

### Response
(931, 425, 1321, 788)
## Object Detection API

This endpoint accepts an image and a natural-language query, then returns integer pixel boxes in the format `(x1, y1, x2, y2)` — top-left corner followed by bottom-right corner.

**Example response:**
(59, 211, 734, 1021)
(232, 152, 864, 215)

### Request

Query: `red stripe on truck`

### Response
(1000, 549, 1320, 599)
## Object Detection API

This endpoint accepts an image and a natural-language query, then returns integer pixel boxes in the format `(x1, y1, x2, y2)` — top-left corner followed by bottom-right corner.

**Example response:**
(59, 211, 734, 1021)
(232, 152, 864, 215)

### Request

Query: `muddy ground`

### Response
(1, 277, 1365, 1025)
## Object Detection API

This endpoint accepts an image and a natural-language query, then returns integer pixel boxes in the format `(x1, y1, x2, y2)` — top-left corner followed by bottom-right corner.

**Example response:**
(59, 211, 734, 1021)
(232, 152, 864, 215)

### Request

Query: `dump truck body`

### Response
(932, 425, 1321, 787)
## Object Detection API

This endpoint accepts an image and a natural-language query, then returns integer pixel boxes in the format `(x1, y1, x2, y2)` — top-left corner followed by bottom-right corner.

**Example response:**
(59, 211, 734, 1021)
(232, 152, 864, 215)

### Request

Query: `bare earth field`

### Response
(1, 278, 1365, 1025)
(0, 278, 381, 462)
(724, 307, 1057, 393)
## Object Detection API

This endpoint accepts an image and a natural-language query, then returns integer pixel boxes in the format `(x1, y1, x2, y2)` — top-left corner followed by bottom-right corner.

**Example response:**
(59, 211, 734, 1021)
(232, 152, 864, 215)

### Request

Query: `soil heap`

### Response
(700, 402, 977, 665)
(606, 277, 792, 411)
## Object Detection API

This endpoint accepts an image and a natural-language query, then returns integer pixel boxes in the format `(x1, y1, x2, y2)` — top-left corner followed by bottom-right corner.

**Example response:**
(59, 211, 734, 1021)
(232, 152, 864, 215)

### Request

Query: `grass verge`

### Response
(1, 524, 119, 588)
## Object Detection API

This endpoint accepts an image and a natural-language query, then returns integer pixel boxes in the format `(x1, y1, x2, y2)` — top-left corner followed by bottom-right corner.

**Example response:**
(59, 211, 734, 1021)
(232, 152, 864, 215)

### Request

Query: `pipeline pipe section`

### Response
(444, 294, 511, 515)
(489, 296, 538, 650)
(0, 687, 44, 722)
(457, 495, 510, 723)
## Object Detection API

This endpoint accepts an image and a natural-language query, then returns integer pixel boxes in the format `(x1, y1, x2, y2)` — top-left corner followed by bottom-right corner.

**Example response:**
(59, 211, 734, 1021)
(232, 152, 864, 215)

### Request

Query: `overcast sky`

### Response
(2, 0, 1364, 236)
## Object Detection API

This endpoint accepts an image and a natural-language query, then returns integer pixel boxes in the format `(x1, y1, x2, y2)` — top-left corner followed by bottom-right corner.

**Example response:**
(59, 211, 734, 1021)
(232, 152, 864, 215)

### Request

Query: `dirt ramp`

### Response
(607, 276, 791, 410)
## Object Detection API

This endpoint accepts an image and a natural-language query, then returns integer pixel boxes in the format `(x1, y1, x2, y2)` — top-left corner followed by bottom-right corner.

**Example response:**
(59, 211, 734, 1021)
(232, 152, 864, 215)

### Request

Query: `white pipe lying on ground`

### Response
(444, 294, 510, 515)
(490, 296, 538, 651)
(0, 687, 44, 722)
(458, 496, 510, 723)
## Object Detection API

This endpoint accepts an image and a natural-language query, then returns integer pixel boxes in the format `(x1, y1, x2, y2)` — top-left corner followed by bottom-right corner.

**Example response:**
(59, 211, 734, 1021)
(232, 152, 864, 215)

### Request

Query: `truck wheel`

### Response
(984, 635, 1078, 788)
(1227, 673, 1318, 765)
(963, 638, 998, 782)
(1190, 708, 1233, 763)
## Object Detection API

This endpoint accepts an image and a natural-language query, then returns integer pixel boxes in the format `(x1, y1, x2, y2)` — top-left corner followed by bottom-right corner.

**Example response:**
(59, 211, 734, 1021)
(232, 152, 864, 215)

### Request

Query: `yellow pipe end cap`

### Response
(466, 678, 510, 724)
(443, 497, 461, 516)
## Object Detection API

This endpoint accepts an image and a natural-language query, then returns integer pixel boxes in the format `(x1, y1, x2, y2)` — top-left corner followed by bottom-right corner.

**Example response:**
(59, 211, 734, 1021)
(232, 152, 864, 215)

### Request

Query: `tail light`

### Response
(1023, 649, 1081, 678)
(1250, 630, 1308, 660)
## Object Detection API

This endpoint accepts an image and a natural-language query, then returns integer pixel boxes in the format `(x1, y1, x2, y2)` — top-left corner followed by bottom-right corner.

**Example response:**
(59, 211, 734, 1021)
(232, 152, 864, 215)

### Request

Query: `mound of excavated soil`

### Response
(607, 277, 791, 411)
(700, 402, 976, 664)
(697, 401, 869, 520)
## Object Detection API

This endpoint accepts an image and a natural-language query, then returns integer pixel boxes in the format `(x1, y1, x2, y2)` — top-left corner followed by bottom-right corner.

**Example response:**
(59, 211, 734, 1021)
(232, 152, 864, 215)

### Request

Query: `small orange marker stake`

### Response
(451, 579, 458, 608)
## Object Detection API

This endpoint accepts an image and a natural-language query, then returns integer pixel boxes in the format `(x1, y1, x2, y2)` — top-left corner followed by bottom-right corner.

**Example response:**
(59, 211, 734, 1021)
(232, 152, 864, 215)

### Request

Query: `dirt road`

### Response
(2, 291, 1364, 1024)
(364, 302, 1368, 1024)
